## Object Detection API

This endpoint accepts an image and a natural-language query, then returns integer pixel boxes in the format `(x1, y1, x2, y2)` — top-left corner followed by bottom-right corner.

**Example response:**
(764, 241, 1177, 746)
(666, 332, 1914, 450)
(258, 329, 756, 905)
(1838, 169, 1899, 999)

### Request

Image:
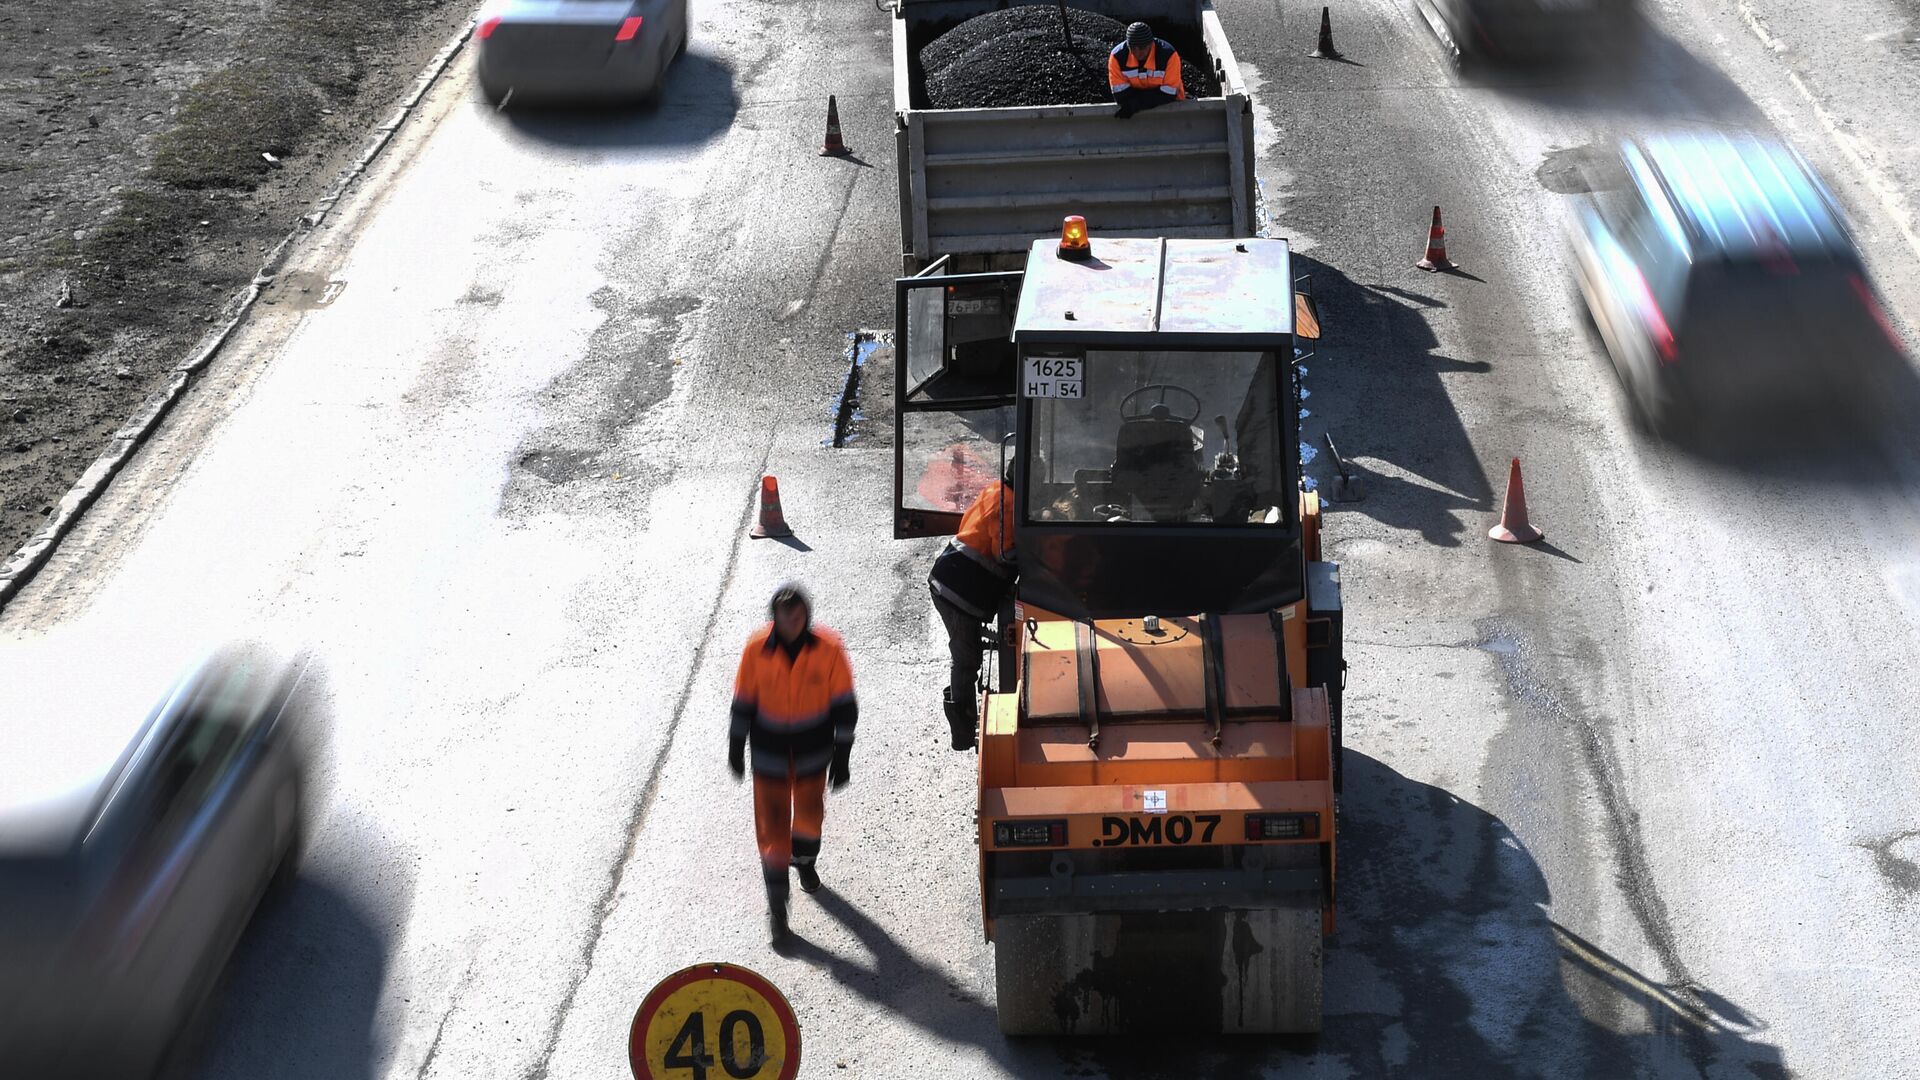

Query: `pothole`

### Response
(515, 447, 597, 484)
(1536, 144, 1630, 196)
(1858, 830, 1920, 895)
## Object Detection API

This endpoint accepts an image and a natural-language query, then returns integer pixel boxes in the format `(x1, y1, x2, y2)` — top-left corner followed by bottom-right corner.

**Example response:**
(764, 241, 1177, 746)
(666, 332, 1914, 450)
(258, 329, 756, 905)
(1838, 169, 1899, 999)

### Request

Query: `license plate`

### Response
(1022, 355, 1084, 399)
(947, 296, 1001, 316)
(1092, 813, 1223, 847)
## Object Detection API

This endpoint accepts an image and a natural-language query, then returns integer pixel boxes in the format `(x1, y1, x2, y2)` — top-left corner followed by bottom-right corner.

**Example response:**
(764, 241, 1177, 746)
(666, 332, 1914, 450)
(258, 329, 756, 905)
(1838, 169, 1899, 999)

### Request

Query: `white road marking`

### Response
(1734, 3, 1920, 268)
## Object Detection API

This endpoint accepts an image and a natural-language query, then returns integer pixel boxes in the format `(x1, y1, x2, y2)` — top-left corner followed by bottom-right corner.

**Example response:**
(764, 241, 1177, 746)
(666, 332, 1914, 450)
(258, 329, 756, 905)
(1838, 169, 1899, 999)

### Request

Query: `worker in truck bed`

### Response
(729, 584, 858, 942)
(928, 461, 1017, 752)
(1109, 21, 1186, 118)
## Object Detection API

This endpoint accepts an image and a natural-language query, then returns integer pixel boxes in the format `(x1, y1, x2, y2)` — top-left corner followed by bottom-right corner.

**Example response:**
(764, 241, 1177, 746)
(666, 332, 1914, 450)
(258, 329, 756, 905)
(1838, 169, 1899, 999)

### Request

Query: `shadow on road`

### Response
(1299, 254, 1495, 547)
(498, 51, 739, 149)
(782, 754, 1786, 1077)
(171, 847, 413, 1080)
(1320, 752, 1785, 1079)
(1463, 16, 1767, 130)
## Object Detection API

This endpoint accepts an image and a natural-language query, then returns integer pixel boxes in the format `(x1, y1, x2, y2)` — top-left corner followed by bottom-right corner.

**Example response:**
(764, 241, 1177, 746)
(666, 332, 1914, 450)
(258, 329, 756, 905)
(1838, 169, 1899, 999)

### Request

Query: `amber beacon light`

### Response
(1057, 215, 1091, 261)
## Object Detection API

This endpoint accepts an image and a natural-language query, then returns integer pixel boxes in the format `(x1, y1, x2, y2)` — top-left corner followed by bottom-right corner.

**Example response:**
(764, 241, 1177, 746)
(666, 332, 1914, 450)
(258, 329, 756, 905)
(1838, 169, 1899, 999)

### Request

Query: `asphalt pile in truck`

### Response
(921, 6, 1216, 109)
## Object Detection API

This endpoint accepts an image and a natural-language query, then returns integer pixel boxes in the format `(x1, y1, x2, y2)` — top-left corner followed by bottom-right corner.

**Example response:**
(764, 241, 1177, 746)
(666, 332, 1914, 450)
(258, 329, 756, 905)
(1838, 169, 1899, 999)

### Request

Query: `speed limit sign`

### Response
(629, 964, 800, 1080)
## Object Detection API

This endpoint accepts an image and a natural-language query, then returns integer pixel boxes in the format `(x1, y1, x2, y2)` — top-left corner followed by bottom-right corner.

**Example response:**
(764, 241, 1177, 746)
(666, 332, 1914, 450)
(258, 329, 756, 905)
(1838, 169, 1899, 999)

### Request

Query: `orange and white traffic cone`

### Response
(819, 95, 851, 158)
(750, 476, 794, 539)
(1416, 205, 1457, 273)
(1488, 458, 1543, 544)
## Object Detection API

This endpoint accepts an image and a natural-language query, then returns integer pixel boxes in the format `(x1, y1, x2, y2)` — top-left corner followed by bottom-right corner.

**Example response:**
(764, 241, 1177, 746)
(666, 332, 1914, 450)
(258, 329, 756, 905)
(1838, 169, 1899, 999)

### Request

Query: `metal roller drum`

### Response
(992, 901, 1323, 1035)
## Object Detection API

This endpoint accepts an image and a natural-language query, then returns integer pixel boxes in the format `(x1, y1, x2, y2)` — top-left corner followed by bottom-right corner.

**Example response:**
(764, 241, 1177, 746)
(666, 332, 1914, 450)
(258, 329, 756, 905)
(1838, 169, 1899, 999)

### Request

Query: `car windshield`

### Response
(1025, 349, 1290, 526)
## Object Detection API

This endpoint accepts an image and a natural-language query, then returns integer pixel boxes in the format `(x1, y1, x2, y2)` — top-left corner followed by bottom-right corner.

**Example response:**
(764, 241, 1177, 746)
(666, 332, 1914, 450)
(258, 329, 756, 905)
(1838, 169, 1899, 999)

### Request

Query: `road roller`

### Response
(892, 224, 1345, 1034)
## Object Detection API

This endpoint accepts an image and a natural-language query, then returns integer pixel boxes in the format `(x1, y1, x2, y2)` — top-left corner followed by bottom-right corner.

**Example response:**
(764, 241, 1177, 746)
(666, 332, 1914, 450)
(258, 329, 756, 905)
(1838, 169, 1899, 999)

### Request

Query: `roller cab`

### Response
(894, 231, 1342, 1035)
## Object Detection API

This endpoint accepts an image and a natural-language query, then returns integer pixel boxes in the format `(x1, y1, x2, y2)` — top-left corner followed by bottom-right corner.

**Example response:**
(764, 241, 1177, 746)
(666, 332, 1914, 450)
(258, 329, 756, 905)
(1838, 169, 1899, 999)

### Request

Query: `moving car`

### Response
(0, 642, 313, 1078)
(1415, 0, 1636, 63)
(475, 0, 692, 106)
(1567, 129, 1907, 429)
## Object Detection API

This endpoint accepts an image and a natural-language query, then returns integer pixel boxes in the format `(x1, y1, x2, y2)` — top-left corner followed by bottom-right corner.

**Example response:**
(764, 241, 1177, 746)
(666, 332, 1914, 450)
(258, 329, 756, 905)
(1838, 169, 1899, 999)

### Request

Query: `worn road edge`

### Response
(0, 19, 478, 613)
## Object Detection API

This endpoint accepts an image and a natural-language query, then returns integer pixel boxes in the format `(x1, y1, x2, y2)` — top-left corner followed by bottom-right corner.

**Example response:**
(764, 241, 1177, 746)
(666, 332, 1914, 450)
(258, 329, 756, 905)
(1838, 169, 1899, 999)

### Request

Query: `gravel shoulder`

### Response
(0, 0, 479, 559)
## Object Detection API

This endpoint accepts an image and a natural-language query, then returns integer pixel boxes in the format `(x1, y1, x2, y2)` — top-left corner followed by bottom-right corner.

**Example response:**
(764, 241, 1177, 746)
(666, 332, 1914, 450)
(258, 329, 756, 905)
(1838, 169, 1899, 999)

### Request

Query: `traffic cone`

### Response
(819, 95, 851, 157)
(750, 476, 794, 539)
(1488, 458, 1543, 544)
(1416, 205, 1456, 272)
(1308, 6, 1342, 60)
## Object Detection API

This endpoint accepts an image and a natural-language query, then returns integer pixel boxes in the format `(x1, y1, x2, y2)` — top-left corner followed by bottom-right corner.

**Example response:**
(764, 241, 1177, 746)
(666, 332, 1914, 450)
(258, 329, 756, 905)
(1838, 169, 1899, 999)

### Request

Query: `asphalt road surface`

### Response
(5, 0, 1920, 1076)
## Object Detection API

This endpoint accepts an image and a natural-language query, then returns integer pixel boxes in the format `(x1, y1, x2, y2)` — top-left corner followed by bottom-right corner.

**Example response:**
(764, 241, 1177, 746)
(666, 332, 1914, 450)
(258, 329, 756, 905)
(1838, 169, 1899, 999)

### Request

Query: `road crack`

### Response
(521, 441, 774, 1080)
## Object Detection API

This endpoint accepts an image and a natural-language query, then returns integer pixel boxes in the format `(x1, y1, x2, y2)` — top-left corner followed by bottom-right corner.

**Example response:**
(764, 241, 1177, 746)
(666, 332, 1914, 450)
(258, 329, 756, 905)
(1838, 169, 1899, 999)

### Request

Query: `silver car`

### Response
(476, 0, 692, 106)
(0, 643, 313, 1078)
(1568, 130, 1907, 430)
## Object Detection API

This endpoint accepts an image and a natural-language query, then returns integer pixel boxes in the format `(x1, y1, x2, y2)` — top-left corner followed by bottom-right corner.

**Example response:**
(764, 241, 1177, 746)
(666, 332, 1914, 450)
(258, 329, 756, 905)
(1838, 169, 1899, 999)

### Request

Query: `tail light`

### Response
(1849, 272, 1906, 352)
(992, 819, 1067, 847)
(1628, 267, 1678, 363)
(478, 16, 502, 39)
(616, 16, 644, 41)
(1245, 812, 1320, 841)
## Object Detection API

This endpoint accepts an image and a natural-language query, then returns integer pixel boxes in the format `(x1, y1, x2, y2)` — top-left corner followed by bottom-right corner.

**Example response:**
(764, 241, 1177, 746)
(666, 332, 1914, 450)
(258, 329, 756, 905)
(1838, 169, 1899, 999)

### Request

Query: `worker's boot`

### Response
(943, 686, 977, 751)
(765, 871, 790, 942)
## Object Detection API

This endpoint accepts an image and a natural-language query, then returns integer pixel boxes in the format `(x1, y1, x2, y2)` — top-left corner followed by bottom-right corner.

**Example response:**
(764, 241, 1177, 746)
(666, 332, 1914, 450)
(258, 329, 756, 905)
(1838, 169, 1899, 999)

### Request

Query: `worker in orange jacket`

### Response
(729, 584, 857, 942)
(927, 464, 1017, 752)
(1109, 21, 1186, 119)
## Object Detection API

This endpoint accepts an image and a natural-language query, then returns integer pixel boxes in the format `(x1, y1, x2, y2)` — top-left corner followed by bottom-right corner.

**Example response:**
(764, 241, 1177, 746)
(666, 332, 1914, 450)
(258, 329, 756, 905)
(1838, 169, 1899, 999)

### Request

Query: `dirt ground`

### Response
(0, 0, 479, 559)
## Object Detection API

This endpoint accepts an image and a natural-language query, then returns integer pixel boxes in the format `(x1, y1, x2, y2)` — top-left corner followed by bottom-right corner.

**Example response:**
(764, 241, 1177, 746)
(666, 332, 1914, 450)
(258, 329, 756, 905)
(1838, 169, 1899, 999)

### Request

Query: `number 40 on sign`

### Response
(629, 964, 800, 1080)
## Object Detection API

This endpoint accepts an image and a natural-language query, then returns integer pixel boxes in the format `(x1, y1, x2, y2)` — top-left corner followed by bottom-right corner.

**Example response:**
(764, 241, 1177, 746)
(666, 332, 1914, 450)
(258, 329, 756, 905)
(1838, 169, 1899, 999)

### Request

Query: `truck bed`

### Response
(893, 0, 1257, 270)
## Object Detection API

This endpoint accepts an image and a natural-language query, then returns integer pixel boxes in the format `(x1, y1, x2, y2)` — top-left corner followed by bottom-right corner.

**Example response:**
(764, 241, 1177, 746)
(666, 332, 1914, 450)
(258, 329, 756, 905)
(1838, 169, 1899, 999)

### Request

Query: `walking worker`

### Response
(1109, 21, 1186, 118)
(729, 584, 857, 941)
(928, 464, 1017, 753)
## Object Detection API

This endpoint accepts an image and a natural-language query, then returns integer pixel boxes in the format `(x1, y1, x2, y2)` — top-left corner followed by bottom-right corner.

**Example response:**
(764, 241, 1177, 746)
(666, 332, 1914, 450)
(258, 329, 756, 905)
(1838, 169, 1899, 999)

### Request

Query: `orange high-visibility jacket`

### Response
(730, 625, 857, 777)
(1108, 40, 1186, 100)
(956, 480, 1015, 563)
(930, 481, 1016, 621)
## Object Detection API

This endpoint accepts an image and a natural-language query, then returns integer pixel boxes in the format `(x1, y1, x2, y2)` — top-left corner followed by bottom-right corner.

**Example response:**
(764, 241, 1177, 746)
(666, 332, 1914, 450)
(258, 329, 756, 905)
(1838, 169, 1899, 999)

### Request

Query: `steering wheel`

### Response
(1119, 384, 1202, 425)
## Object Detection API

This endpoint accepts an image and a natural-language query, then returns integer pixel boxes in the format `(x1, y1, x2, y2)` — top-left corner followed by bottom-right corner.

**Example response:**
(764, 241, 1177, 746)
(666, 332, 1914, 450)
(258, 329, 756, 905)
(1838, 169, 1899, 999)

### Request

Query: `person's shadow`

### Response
(782, 752, 1788, 1077)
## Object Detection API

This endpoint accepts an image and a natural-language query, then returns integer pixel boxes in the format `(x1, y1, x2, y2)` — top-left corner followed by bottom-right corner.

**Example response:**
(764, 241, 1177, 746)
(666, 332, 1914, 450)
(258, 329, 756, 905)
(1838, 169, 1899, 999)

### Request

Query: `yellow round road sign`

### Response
(629, 964, 799, 1080)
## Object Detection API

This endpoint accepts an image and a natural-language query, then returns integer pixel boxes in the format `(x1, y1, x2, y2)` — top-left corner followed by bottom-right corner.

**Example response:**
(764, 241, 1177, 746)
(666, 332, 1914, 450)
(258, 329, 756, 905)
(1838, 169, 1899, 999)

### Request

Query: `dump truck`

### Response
(891, 0, 1258, 271)
(891, 222, 1344, 1034)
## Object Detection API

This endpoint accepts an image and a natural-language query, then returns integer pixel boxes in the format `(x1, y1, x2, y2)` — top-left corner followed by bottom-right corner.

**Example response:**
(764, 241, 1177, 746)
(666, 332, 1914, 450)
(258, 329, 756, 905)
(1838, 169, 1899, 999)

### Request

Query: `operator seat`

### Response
(1111, 404, 1205, 521)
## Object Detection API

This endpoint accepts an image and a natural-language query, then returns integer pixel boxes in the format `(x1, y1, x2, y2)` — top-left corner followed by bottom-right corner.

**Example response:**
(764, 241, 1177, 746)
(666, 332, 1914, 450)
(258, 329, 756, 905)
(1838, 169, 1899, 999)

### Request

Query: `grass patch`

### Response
(86, 188, 213, 267)
(151, 62, 322, 191)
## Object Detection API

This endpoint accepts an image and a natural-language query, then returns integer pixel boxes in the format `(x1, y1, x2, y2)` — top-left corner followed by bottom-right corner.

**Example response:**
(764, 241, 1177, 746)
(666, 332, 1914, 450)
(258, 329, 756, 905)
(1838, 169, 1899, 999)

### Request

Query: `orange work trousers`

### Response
(753, 765, 826, 883)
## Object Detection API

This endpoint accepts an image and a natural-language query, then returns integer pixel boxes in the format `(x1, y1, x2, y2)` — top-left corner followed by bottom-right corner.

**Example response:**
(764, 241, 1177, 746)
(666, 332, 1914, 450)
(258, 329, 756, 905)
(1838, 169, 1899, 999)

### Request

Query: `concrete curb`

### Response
(0, 20, 477, 612)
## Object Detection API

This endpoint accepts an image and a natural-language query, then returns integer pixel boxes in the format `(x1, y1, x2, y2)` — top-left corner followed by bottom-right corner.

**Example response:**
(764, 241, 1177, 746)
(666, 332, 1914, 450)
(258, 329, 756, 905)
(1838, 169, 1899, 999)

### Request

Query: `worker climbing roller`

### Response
(927, 458, 1018, 752)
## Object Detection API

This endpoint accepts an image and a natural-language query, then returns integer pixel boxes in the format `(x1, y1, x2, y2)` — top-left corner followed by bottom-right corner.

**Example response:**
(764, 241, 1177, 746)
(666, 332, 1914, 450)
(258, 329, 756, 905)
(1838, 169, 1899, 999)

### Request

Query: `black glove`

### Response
(1114, 101, 1137, 119)
(728, 737, 745, 780)
(829, 744, 851, 791)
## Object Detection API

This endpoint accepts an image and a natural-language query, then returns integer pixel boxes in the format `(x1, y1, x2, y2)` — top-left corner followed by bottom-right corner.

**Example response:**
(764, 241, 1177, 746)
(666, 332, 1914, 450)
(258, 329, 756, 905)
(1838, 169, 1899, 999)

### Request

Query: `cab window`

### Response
(1026, 349, 1290, 526)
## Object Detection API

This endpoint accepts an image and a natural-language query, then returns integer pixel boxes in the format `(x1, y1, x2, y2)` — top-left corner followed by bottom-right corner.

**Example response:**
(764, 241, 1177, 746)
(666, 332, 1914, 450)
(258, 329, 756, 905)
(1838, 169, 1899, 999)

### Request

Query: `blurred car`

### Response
(0, 643, 313, 1078)
(475, 0, 692, 106)
(1567, 129, 1908, 430)
(1416, 0, 1636, 63)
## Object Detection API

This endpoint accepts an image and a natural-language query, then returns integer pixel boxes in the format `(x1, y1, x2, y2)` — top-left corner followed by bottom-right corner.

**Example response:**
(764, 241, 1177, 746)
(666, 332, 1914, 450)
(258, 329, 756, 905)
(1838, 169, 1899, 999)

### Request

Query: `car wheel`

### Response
(480, 80, 509, 108)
